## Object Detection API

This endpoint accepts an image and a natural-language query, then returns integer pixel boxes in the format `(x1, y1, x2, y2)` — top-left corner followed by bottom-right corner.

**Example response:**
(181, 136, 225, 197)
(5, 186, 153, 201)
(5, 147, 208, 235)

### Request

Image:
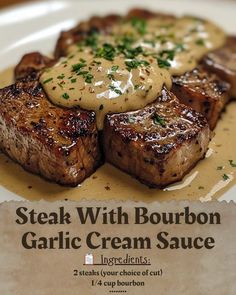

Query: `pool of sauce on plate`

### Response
(0, 67, 236, 201)
(41, 16, 225, 130)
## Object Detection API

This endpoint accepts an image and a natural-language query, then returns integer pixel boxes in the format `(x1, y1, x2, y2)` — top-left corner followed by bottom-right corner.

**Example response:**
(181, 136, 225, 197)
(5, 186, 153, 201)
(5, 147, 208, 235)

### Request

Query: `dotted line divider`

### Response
(109, 291, 127, 293)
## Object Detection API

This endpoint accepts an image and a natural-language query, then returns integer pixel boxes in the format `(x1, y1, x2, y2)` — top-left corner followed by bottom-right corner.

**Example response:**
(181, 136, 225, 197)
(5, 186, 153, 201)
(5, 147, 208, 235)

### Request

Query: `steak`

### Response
(202, 36, 236, 97)
(172, 66, 230, 129)
(0, 8, 234, 187)
(14, 52, 55, 81)
(54, 8, 233, 126)
(103, 88, 211, 187)
(0, 75, 101, 186)
(54, 14, 121, 59)
(54, 9, 175, 59)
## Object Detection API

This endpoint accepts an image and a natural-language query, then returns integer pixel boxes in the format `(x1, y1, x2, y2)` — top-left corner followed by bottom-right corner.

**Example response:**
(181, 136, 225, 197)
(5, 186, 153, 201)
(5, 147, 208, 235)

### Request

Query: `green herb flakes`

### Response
(72, 62, 86, 72)
(222, 174, 230, 181)
(62, 93, 70, 99)
(153, 114, 166, 127)
(111, 65, 119, 72)
(109, 85, 122, 95)
(195, 38, 205, 46)
(57, 74, 65, 80)
(43, 78, 53, 84)
(125, 59, 149, 71)
(84, 73, 94, 83)
(130, 17, 147, 35)
(157, 58, 171, 68)
(95, 43, 116, 61)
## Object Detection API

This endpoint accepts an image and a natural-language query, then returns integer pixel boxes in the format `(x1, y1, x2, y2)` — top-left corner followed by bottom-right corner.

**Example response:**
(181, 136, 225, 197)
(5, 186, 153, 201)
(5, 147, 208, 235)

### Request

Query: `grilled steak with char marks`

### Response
(1, 8, 234, 187)
(103, 88, 211, 188)
(172, 66, 230, 129)
(0, 75, 101, 186)
(54, 14, 121, 59)
(15, 52, 55, 80)
(203, 36, 236, 97)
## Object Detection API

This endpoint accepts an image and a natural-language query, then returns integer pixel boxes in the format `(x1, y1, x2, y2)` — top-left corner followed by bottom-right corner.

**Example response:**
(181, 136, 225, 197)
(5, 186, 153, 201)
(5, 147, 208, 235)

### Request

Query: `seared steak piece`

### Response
(0, 76, 101, 186)
(6, 8, 231, 187)
(15, 52, 55, 80)
(54, 9, 175, 59)
(54, 14, 121, 59)
(172, 66, 230, 129)
(203, 36, 236, 97)
(126, 8, 176, 20)
(103, 88, 211, 188)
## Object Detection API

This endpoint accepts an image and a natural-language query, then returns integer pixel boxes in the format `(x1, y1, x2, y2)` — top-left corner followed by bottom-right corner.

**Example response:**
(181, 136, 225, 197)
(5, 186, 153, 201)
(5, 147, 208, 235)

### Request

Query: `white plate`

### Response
(0, 0, 235, 202)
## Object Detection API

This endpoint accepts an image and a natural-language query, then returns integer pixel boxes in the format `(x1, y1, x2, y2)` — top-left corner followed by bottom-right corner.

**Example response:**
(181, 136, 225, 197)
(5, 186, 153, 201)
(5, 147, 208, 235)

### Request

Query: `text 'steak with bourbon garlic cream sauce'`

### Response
(0, 14, 236, 202)
(40, 16, 225, 129)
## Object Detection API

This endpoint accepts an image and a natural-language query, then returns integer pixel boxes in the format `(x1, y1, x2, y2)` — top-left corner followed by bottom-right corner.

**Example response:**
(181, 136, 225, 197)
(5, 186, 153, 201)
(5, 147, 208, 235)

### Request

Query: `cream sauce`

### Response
(41, 16, 226, 129)
(0, 67, 236, 202)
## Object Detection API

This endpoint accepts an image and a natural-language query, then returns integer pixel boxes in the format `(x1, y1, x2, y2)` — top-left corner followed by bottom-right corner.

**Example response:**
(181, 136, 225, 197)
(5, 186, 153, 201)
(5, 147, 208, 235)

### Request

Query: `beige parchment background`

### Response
(0, 200, 235, 295)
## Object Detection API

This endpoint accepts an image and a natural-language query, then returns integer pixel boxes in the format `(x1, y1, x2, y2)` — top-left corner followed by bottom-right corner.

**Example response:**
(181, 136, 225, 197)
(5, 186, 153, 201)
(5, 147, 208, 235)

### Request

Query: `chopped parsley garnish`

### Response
(222, 174, 230, 181)
(109, 85, 122, 95)
(72, 62, 86, 72)
(134, 84, 141, 90)
(118, 43, 143, 59)
(84, 32, 98, 49)
(71, 78, 77, 83)
(57, 74, 65, 79)
(57, 83, 63, 89)
(84, 73, 94, 83)
(93, 60, 102, 65)
(130, 17, 147, 35)
(125, 59, 149, 71)
(77, 70, 89, 76)
(195, 38, 205, 46)
(43, 77, 53, 84)
(160, 49, 175, 61)
(153, 114, 166, 127)
(111, 65, 119, 72)
(95, 43, 116, 61)
(157, 57, 171, 68)
(107, 73, 115, 81)
(229, 160, 236, 167)
(217, 166, 223, 170)
(62, 93, 70, 99)
(72, 61, 94, 83)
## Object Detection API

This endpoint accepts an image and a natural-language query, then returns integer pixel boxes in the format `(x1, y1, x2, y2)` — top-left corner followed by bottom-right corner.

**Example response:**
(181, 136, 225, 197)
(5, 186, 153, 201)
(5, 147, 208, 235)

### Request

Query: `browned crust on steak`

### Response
(103, 88, 211, 188)
(5, 8, 234, 188)
(54, 8, 176, 59)
(54, 14, 121, 59)
(202, 36, 236, 97)
(15, 52, 55, 80)
(0, 76, 101, 186)
(126, 8, 175, 20)
(172, 66, 230, 129)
